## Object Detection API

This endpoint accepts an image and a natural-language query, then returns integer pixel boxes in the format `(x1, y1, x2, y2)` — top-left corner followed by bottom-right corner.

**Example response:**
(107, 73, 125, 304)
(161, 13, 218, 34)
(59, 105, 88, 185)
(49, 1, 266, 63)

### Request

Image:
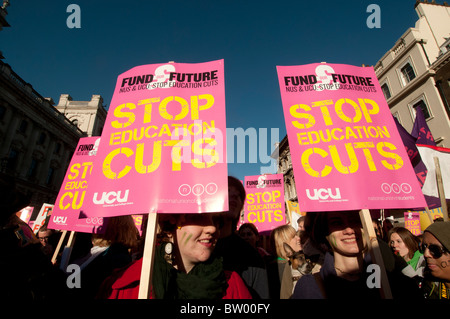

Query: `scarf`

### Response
(152, 242, 227, 299)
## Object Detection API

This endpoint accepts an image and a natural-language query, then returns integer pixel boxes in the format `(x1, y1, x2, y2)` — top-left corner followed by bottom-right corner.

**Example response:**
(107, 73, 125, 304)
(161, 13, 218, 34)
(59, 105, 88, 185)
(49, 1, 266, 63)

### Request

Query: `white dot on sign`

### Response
(381, 183, 391, 194)
(192, 184, 204, 196)
(179, 184, 191, 196)
(205, 183, 218, 195)
(392, 183, 401, 194)
(401, 183, 412, 194)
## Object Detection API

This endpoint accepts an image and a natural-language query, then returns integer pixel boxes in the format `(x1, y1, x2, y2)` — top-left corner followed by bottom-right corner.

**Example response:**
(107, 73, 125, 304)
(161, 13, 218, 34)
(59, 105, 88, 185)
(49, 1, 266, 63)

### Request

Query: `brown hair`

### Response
(92, 215, 140, 249)
(388, 226, 419, 259)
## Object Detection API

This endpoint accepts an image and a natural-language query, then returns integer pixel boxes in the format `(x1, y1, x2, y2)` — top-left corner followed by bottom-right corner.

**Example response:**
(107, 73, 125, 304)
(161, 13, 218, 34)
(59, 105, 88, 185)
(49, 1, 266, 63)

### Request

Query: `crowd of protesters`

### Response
(1, 172, 449, 300)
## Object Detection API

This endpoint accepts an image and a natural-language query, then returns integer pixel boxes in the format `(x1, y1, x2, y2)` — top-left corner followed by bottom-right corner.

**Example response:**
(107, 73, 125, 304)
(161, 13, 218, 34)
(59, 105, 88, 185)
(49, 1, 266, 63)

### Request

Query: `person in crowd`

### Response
(297, 216, 305, 232)
(420, 221, 450, 299)
(291, 211, 422, 299)
(388, 227, 425, 278)
(372, 219, 383, 240)
(98, 212, 252, 299)
(69, 215, 140, 299)
(0, 173, 68, 300)
(382, 218, 394, 243)
(268, 224, 301, 298)
(213, 176, 270, 299)
(37, 223, 60, 259)
(238, 222, 270, 258)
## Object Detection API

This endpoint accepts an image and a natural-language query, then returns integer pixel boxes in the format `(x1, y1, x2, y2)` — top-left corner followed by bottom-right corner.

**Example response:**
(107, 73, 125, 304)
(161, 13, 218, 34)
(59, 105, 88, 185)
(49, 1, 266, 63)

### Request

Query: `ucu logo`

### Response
(93, 190, 130, 205)
(52, 216, 67, 225)
(306, 188, 341, 200)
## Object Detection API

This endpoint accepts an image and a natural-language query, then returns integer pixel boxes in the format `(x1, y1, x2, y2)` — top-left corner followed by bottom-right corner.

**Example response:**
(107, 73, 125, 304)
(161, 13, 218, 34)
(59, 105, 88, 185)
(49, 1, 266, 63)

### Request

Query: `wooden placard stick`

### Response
(424, 207, 434, 225)
(51, 230, 67, 265)
(59, 230, 77, 272)
(434, 157, 448, 221)
(359, 209, 393, 299)
(138, 212, 159, 299)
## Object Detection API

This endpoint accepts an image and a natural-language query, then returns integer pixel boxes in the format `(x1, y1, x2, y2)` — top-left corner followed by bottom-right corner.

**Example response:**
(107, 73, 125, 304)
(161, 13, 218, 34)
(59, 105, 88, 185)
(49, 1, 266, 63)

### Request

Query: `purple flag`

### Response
(393, 117, 440, 208)
(412, 107, 436, 146)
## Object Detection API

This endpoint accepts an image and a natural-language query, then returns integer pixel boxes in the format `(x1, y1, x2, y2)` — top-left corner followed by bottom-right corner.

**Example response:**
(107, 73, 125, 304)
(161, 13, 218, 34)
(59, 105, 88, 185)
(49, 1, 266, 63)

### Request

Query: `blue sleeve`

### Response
(291, 274, 325, 299)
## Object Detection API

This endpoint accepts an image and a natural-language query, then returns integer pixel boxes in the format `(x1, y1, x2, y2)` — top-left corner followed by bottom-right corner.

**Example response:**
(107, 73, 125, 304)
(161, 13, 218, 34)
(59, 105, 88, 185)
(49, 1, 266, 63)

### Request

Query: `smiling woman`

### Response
(97, 212, 252, 299)
(291, 211, 422, 299)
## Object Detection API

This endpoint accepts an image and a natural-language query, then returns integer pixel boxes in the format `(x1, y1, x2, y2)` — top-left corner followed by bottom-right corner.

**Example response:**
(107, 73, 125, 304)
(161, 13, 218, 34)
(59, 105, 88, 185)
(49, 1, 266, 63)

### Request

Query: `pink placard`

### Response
(84, 60, 228, 217)
(48, 136, 105, 233)
(242, 174, 286, 233)
(277, 63, 426, 212)
(404, 212, 421, 236)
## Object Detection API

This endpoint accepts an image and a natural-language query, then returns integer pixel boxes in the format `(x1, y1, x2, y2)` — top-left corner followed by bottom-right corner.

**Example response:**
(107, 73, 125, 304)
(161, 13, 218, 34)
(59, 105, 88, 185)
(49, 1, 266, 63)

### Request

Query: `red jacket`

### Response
(98, 258, 252, 299)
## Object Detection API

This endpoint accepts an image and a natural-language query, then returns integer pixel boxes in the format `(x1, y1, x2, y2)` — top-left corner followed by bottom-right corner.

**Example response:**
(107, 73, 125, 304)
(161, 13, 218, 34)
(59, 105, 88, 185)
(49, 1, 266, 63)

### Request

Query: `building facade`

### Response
(374, 0, 450, 146)
(0, 60, 107, 213)
(271, 136, 297, 202)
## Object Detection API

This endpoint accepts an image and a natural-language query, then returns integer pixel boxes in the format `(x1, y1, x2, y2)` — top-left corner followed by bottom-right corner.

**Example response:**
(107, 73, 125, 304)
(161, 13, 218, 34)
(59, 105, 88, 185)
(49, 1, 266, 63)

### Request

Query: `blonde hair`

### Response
(270, 225, 297, 259)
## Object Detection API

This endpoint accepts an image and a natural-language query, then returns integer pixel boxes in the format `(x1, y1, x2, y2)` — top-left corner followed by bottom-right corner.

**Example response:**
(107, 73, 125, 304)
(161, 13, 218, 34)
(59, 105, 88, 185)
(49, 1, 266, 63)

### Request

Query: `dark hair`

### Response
(238, 223, 259, 237)
(388, 227, 419, 259)
(93, 215, 140, 249)
(228, 176, 246, 202)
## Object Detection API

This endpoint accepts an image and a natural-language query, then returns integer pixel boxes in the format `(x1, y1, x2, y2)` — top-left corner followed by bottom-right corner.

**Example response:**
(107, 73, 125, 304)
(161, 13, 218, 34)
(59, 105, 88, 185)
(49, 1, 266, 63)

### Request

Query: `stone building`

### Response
(0, 60, 107, 213)
(374, 0, 450, 146)
(271, 136, 297, 202)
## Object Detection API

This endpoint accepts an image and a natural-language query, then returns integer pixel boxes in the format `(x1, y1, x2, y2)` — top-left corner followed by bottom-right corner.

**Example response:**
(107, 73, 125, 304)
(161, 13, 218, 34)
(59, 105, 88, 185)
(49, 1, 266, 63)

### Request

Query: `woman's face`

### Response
(325, 212, 366, 257)
(288, 231, 301, 252)
(422, 232, 450, 282)
(176, 214, 219, 272)
(389, 232, 409, 259)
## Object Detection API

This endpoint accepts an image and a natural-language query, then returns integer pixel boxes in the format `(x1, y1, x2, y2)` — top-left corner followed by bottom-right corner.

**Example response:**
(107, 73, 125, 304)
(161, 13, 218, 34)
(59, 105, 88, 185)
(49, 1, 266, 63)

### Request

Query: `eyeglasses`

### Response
(38, 236, 50, 242)
(420, 243, 449, 259)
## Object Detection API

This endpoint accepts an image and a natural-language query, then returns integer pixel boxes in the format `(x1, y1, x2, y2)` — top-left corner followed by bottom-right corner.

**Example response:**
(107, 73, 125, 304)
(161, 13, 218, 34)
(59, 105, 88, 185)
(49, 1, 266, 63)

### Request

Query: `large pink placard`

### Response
(48, 136, 104, 233)
(242, 174, 286, 233)
(84, 60, 228, 217)
(277, 63, 426, 212)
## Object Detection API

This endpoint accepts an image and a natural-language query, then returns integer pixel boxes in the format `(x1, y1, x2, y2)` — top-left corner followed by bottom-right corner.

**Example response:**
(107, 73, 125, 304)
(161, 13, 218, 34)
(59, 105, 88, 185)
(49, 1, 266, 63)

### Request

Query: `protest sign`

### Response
(418, 207, 444, 231)
(286, 200, 305, 230)
(411, 107, 435, 146)
(277, 63, 426, 212)
(83, 60, 228, 218)
(243, 174, 286, 233)
(17, 206, 33, 224)
(32, 203, 53, 234)
(48, 136, 105, 233)
(404, 212, 421, 235)
(417, 144, 450, 199)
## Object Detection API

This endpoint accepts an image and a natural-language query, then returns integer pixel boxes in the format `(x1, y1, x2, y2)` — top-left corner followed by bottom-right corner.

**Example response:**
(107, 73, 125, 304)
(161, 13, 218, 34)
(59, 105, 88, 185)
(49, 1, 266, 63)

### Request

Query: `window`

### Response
(413, 99, 431, 120)
(46, 167, 55, 185)
(37, 132, 46, 145)
(18, 120, 28, 134)
(381, 83, 391, 100)
(54, 143, 61, 155)
(27, 159, 39, 179)
(400, 63, 416, 85)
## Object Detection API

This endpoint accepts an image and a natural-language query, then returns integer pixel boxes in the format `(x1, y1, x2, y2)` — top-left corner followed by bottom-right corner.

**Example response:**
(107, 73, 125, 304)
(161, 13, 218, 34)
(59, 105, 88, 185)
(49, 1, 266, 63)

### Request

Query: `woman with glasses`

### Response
(421, 221, 450, 299)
